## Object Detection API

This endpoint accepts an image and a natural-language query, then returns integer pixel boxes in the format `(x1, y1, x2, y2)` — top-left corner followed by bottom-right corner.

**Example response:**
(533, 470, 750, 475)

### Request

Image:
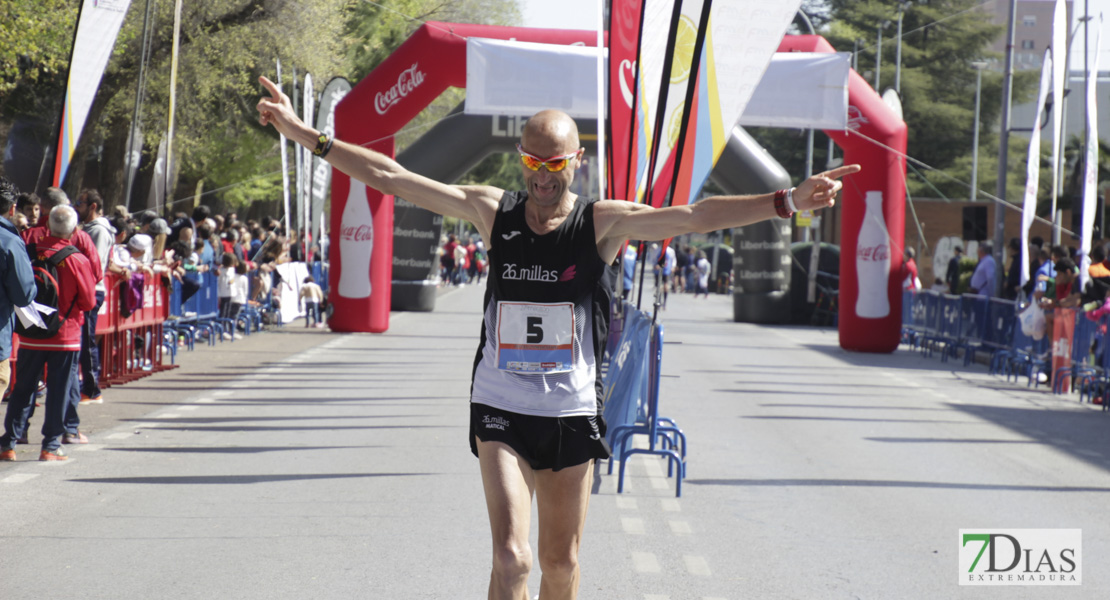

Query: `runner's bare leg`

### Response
(535, 459, 593, 600)
(478, 439, 536, 600)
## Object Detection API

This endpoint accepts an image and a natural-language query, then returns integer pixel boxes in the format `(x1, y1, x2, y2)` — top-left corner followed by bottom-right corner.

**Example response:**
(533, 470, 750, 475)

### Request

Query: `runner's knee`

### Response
(537, 549, 579, 582)
(491, 543, 532, 583)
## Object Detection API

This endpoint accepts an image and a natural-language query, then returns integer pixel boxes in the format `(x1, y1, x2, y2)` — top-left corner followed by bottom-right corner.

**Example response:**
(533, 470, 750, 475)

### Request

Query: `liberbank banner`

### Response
(311, 77, 352, 258)
(54, 0, 133, 186)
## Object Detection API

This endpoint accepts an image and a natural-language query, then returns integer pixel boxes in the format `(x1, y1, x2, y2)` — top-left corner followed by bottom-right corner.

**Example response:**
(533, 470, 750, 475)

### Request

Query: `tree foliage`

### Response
(756, 0, 1041, 203)
(0, 0, 76, 113)
(2, 0, 524, 212)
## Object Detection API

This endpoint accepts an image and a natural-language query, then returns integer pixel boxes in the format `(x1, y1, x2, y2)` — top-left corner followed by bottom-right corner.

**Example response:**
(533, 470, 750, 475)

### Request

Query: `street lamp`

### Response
(876, 20, 891, 90)
(970, 61, 989, 203)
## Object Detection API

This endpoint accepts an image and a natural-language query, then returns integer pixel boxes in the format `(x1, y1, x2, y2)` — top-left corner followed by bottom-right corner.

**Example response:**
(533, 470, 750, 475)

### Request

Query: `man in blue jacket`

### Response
(0, 178, 40, 461)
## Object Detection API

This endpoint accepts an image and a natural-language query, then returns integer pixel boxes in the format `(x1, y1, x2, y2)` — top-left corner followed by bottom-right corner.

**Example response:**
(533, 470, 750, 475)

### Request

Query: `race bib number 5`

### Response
(497, 301, 575, 373)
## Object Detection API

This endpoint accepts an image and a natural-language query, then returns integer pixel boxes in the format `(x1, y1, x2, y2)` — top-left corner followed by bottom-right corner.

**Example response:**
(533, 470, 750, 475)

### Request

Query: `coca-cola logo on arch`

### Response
(857, 243, 890, 262)
(375, 64, 426, 115)
(342, 224, 373, 242)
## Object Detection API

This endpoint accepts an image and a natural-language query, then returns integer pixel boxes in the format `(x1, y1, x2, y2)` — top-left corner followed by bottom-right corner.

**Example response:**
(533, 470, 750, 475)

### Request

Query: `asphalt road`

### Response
(1, 282, 1108, 599)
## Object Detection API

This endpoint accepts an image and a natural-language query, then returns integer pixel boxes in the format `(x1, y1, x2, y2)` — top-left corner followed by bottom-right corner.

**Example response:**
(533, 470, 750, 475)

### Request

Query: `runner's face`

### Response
(520, 116, 581, 208)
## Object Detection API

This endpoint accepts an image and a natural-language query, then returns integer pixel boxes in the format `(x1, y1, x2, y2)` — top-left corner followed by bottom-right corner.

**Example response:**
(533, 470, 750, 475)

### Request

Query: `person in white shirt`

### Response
(695, 251, 711, 298)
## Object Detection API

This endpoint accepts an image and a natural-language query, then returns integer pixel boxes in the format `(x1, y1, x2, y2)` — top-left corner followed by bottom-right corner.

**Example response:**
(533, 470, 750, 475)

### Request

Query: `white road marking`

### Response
(684, 555, 712, 576)
(105, 432, 131, 440)
(642, 458, 665, 477)
(212, 391, 233, 397)
(650, 477, 669, 490)
(228, 382, 250, 388)
(161, 413, 180, 419)
(668, 520, 692, 535)
(645, 595, 670, 600)
(621, 517, 646, 535)
(195, 397, 215, 404)
(661, 499, 681, 512)
(2, 473, 39, 483)
(615, 497, 638, 510)
(177, 405, 198, 412)
(632, 552, 661, 573)
(69, 444, 103, 452)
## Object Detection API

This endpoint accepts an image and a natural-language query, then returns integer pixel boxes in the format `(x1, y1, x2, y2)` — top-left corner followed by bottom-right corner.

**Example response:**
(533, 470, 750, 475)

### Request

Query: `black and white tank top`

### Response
(470, 191, 612, 417)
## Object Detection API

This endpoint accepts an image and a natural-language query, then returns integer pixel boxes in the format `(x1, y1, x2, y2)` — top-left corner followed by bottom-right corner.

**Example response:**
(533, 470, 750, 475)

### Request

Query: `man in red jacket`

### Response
(0, 206, 96, 461)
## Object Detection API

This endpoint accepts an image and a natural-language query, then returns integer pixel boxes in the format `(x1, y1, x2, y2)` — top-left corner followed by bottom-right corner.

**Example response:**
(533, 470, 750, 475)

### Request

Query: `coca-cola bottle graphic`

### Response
(855, 191, 891, 318)
(338, 181, 373, 298)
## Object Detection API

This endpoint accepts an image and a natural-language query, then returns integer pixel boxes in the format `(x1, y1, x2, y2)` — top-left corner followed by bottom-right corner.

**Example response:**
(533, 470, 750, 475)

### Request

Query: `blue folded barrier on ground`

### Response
(601, 303, 687, 497)
(601, 306, 651, 442)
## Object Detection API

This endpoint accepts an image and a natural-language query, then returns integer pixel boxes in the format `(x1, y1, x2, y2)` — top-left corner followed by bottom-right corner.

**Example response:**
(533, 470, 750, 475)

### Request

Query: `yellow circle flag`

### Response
(669, 14, 698, 85)
(668, 101, 686, 149)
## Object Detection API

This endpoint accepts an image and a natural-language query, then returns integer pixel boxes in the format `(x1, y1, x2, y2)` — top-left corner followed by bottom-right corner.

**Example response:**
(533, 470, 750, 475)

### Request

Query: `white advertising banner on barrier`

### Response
(465, 40, 848, 131)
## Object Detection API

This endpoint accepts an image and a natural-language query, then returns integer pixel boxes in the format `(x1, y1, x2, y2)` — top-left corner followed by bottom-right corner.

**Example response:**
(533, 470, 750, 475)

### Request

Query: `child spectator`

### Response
(300, 276, 324, 328)
(217, 253, 237, 324)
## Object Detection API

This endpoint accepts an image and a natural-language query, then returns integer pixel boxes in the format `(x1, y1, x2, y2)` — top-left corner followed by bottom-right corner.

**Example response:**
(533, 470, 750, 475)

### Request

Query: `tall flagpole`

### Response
(993, 0, 1017, 297)
(124, 0, 156, 210)
(164, 0, 183, 215)
(276, 59, 291, 237)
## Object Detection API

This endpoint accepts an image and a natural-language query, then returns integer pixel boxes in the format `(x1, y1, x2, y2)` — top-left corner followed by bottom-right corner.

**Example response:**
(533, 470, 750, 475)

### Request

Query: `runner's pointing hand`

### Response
(793, 164, 862, 212)
(256, 76, 304, 140)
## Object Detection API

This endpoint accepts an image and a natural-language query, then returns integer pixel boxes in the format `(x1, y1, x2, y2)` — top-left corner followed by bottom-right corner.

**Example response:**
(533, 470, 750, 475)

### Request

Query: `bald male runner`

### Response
(257, 76, 858, 600)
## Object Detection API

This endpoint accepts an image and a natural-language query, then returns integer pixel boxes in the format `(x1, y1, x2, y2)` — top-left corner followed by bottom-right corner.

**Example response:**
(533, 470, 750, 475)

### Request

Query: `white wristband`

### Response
(785, 187, 798, 214)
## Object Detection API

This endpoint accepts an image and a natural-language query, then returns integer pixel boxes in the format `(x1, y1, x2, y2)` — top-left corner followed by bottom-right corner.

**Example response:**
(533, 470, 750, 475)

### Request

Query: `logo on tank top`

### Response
(559, 265, 576, 281)
(502, 231, 522, 241)
(502, 263, 560, 283)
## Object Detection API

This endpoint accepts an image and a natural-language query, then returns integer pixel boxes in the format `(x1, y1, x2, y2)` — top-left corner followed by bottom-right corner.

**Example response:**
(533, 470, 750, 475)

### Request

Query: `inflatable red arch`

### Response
(331, 26, 906, 354)
(779, 35, 908, 353)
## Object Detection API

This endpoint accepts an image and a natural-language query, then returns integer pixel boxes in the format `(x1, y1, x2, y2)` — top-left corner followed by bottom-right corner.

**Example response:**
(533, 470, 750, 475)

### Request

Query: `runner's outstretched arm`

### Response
(593, 165, 860, 261)
(255, 76, 500, 239)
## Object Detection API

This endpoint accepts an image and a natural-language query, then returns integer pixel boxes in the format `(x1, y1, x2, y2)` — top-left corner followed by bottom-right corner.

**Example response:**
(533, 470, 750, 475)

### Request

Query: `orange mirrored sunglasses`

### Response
(516, 144, 578, 172)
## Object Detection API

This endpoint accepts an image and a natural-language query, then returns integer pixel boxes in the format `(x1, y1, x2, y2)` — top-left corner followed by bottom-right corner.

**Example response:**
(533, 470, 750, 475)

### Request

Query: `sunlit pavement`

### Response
(1, 283, 1106, 599)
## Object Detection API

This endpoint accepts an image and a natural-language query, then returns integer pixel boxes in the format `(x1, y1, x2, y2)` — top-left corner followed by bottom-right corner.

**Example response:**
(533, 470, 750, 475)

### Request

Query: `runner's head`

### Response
(519, 110, 583, 207)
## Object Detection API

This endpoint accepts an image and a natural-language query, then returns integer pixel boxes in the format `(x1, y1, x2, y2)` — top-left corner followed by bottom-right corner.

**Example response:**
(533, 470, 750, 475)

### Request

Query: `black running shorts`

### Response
(470, 403, 610, 471)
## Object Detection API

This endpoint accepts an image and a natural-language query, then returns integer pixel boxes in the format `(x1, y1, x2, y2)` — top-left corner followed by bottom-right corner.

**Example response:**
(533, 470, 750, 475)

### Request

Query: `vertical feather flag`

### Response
(616, 0, 801, 209)
(53, 0, 133, 186)
(1022, 49, 1054, 290)
(1079, 15, 1103, 288)
(607, 0, 647, 200)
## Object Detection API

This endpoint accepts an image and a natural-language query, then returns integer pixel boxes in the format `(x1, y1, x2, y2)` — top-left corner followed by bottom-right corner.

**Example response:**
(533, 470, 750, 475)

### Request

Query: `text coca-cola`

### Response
(342, 224, 373, 242)
(856, 244, 891, 262)
(375, 64, 426, 115)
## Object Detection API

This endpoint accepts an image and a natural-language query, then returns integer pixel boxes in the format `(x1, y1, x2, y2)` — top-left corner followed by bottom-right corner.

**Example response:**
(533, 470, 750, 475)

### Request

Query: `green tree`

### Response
(758, 0, 1039, 204)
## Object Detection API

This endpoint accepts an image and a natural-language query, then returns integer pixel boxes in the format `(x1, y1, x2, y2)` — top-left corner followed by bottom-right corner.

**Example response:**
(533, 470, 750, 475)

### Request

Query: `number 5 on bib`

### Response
(496, 302, 576, 373)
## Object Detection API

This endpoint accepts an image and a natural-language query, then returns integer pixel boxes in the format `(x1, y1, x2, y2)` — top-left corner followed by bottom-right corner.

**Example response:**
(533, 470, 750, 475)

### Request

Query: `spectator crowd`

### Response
(0, 176, 324, 461)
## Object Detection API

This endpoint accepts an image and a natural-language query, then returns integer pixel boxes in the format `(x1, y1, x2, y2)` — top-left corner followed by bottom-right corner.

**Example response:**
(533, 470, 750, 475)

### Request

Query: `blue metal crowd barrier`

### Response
(165, 263, 296, 352)
(899, 292, 1110, 403)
